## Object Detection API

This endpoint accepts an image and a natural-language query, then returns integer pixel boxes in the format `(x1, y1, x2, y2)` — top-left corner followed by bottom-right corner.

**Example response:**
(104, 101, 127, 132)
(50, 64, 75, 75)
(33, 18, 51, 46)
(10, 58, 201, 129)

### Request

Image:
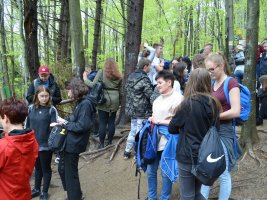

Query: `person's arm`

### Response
(62, 101, 93, 133)
(52, 82, 62, 105)
(235, 51, 245, 62)
(50, 107, 57, 123)
(26, 82, 35, 104)
(143, 78, 154, 100)
(83, 69, 102, 88)
(146, 45, 156, 62)
(168, 108, 186, 134)
(220, 87, 240, 120)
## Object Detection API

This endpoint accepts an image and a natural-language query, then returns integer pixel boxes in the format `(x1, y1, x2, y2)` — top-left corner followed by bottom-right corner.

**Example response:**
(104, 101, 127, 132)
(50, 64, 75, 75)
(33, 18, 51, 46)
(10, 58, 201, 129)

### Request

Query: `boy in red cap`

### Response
(26, 66, 62, 105)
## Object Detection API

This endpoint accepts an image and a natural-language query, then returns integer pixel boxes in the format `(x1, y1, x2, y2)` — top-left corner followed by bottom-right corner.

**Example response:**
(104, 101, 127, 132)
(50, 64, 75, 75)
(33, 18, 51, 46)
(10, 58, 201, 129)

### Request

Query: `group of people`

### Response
(0, 39, 264, 200)
(122, 41, 243, 200)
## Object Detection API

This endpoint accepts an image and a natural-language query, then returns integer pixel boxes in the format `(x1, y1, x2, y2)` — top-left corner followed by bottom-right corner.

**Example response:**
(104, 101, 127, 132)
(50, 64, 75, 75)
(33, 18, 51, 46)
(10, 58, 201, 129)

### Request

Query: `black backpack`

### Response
(191, 126, 226, 186)
(89, 81, 107, 105)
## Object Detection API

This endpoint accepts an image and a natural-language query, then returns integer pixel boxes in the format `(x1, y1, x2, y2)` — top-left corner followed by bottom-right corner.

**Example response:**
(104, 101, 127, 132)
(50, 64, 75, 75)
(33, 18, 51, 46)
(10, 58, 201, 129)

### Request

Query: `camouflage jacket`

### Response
(125, 69, 153, 118)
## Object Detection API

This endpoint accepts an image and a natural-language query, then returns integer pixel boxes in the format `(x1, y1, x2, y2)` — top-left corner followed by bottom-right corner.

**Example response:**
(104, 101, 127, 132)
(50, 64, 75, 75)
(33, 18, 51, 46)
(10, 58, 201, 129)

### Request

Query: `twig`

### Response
(109, 134, 128, 161)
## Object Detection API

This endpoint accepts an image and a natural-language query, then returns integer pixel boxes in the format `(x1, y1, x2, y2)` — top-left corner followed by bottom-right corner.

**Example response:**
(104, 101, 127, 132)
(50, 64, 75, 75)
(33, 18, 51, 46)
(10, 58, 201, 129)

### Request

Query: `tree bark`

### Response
(92, 0, 102, 70)
(240, 0, 260, 148)
(69, 0, 85, 77)
(84, 2, 89, 67)
(0, 0, 11, 98)
(24, 0, 40, 80)
(225, 0, 234, 67)
(57, 0, 70, 62)
(118, 0, 144, 125)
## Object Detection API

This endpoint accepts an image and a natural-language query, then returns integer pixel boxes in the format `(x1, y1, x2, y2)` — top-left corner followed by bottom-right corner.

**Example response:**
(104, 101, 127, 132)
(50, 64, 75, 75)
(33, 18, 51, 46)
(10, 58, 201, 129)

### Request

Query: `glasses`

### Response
(207, 65, 219, 72)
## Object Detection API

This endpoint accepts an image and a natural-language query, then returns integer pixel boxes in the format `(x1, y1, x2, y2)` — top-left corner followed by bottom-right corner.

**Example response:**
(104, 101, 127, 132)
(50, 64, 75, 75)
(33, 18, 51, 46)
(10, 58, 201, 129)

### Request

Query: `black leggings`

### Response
(34, 150, 53, 193)
(98, 110, 117, 144)
(58, 152, 82, 200)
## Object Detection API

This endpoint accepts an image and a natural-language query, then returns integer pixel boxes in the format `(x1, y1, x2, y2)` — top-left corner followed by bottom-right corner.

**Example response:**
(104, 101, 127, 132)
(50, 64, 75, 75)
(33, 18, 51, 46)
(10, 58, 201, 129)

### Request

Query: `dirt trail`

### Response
(32, 123, 267, 200)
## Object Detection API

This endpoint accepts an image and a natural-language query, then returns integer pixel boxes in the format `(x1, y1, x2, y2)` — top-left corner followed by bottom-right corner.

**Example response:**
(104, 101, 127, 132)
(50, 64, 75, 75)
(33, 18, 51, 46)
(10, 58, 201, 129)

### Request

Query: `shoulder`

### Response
(172, 91, 184, 102)
(0, 138, 8, 153)
(228, 77, 239, 91)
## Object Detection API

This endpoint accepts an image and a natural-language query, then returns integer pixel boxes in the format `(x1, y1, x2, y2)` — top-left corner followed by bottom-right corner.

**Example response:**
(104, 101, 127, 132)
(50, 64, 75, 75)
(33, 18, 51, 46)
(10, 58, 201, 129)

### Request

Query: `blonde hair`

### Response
(205, 52, 232, 76)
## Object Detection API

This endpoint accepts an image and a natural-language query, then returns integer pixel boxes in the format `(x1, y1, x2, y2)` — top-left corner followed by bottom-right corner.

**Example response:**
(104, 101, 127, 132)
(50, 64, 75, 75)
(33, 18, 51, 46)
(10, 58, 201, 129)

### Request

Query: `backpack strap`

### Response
(223, 76, 238, 159)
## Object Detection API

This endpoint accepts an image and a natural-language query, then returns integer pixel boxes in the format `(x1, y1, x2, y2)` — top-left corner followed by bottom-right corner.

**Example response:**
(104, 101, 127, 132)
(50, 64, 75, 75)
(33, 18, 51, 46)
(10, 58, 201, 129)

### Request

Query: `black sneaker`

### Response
(97, 143, 104, 149)
(31, 188, 40, 198)
(39, 192, 48, 200)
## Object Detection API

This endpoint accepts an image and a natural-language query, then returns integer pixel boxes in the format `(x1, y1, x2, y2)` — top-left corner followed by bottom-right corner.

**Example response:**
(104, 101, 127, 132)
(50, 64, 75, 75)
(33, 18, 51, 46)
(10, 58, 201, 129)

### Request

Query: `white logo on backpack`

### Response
(206, 154, 224, 163)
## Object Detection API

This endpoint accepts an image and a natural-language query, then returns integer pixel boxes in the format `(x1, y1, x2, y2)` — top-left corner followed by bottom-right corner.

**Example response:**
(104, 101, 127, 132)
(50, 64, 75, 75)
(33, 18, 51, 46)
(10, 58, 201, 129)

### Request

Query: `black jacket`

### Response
(125, 69, 153, 118)
(63, 97, 95, 154)
(168, 95, 219, 164)
(26, 74, 62, 105)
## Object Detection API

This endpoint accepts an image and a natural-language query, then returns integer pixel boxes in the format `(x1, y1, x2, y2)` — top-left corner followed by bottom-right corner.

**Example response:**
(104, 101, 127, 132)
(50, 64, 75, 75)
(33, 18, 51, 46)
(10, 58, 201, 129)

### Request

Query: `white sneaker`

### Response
(55, 157, 60, 164)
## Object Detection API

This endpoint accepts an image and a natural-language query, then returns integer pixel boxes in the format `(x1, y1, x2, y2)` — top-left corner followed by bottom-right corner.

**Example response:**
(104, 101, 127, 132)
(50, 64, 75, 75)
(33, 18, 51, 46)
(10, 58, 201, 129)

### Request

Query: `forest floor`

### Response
(31, 121, 267, 200)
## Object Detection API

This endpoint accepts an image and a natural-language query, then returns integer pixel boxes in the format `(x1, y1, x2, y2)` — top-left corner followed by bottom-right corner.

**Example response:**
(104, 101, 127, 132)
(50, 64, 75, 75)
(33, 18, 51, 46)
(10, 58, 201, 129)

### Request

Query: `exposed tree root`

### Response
(80, 144, 115, 156)
(109, 134, 128, 161)
(248, 147, 262, 167)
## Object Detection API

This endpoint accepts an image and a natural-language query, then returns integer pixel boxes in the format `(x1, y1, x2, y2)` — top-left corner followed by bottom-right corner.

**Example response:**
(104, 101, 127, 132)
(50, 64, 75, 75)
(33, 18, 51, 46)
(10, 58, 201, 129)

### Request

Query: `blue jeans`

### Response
(124, 118, 145, 153)
(147, 153, 172, 200)
(179, 162, 205, 200)
(234, 70, 243, 84)
(201, 142, 231, 200)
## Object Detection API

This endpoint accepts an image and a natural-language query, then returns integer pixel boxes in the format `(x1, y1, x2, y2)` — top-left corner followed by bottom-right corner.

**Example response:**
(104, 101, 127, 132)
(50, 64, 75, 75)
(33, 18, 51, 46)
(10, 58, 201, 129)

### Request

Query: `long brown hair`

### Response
(103, 58, 122, 80)
(205, 52, 232, 76)
(33, 86, 52, 107)
(182, 68, 221, 119)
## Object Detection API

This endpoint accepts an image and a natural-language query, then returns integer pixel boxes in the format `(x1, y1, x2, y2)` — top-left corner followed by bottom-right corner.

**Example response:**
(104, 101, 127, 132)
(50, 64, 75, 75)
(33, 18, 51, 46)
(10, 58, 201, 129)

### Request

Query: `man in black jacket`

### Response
(123, 58, 154, 159)
(26, 66, 62, 105)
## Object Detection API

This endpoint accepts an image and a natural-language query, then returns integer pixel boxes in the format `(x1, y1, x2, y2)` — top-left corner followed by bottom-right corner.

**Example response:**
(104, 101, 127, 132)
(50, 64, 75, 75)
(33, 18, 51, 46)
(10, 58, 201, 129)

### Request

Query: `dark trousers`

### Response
(34, 150, 53, 193)
(257, 96, 267, 119)
(58, 152, 82, 200)
(98, 110, 117, 144)
(178, 162, 205, 200)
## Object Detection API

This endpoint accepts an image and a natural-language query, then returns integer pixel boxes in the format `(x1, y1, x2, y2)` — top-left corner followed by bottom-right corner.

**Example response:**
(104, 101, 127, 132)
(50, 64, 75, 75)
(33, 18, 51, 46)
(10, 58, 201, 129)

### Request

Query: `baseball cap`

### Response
(38, 66, 50, 75)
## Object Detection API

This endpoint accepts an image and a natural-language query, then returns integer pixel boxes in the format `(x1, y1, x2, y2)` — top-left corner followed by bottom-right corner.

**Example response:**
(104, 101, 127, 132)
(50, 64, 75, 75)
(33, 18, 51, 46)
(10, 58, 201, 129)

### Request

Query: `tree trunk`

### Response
(119, 0, 126, 72)
(17, 0, 28, 97)
(225, 0, 234, 67)
(118, 0, 145, 125)
(57, 0, 70, 62)
(84, 2, 89, 67)
(193, 2, 200, 54)
(92, 0, 102, 70)
(24, 0, 40, 80)
(0, 0, 11, 98)
(240, 0, 260, 149)
(69, 0, 85, 77)
(10, 2, 16, 96)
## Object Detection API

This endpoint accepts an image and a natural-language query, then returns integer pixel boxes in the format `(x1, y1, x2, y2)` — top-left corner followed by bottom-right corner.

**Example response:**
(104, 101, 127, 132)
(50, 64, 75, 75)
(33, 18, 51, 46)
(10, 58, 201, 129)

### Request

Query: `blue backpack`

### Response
(135, 121, 157, 172)
(223, 77, 251, 125)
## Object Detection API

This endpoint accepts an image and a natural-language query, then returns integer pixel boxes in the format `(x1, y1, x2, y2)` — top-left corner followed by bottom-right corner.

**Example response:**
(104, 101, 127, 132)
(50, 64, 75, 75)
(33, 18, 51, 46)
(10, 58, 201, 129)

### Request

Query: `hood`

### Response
(5, 129, 38, 154)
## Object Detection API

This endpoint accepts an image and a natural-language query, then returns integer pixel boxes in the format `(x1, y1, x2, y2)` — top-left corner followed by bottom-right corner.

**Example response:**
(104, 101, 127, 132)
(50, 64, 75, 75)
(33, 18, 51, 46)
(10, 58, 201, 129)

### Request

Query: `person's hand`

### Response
(83, 71, 89, 81)
(57, 117, 66, 125)
(144, 42, 148, 49)
(50, 122, 59, 127)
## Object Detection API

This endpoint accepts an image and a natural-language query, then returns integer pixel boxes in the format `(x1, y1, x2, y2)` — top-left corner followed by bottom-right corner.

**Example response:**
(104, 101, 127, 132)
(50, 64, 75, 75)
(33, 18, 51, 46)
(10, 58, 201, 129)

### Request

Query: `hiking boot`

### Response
(256, 117, 263, 126)
(31, 188, 40, 198)
(39, 192, 48, 200)
(105, 141, 112, 147)
(97, 143, 104, 149)
(123, 151, 131, 160)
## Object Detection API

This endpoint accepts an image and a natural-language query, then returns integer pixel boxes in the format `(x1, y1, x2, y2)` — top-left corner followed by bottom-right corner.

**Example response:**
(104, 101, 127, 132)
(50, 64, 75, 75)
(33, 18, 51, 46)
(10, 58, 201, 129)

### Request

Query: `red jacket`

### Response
(0, 129, 38, 200)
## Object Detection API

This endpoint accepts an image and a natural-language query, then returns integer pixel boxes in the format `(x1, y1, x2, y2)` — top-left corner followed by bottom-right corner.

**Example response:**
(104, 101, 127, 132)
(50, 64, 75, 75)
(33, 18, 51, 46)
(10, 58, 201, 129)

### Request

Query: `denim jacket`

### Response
(158, 125, 179, 183)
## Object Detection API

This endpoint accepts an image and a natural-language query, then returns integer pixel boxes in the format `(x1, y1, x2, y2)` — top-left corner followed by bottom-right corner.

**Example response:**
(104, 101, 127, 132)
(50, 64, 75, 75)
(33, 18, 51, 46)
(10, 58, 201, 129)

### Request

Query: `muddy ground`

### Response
(32, 121, 267, 200)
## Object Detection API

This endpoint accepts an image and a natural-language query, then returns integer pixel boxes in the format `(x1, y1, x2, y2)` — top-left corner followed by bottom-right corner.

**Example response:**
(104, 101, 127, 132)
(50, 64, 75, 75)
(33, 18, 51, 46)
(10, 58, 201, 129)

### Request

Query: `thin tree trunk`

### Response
(69, 0, 85, 77)
(24, 0, 40, 80)
(225, 0, 234, 66)
(0, 0, 11, 98)
(119, 0, 126, 72)
(193, 2, 200, 54)
(17, 0, 28, 97)
(84, 2, 89, 67)
(240, 0, 260, 148)
(92, 0, 102, 70)
(10, 2, 15, 96)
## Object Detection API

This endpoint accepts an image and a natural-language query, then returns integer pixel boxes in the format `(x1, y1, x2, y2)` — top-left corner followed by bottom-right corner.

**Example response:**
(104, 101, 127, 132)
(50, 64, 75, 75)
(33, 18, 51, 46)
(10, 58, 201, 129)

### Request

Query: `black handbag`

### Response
(48, 125, 67, 152)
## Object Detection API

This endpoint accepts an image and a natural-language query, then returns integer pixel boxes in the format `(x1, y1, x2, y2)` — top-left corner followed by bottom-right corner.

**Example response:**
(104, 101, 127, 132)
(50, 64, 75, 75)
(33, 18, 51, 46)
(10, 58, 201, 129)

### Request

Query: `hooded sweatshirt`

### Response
(168, 95, 219, 164)
(0, 129, 38, 200)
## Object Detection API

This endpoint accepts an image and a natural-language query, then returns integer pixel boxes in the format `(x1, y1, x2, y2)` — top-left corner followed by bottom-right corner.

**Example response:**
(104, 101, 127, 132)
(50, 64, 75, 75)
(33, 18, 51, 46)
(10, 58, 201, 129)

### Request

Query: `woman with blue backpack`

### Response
(201, 53, 241, 200)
